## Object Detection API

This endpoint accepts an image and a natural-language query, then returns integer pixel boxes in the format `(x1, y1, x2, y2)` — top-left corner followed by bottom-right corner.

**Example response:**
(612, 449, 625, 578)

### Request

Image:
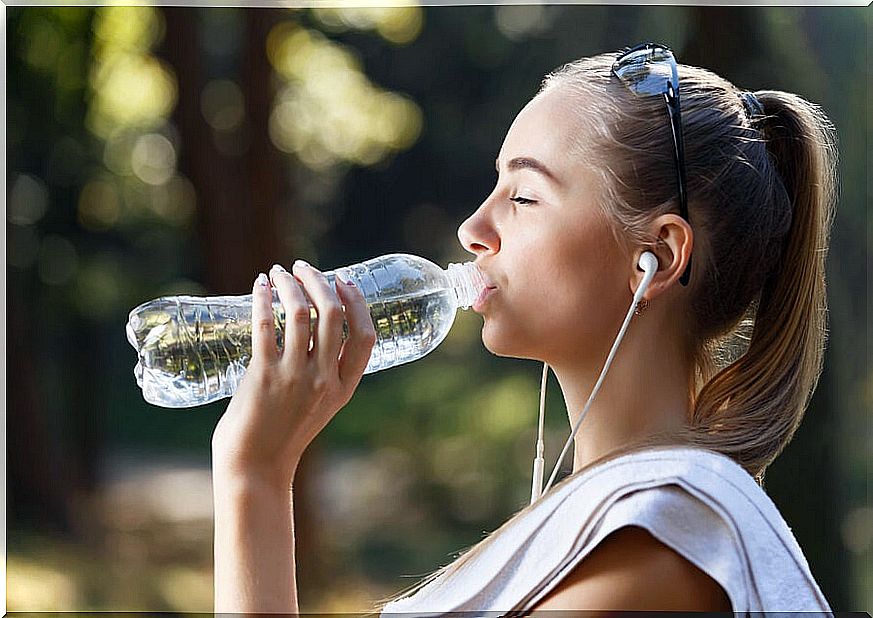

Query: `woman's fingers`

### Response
(336, 272, 377, 387)
(269, 263, 312, 370)
(260, 260, 374, 397)
(250, 272, 279, 365)
(290, 260, 345, 375)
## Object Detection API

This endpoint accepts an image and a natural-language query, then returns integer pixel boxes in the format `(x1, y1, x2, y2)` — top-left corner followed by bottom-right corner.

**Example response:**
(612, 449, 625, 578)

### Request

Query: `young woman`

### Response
(211, 44, 836, 614)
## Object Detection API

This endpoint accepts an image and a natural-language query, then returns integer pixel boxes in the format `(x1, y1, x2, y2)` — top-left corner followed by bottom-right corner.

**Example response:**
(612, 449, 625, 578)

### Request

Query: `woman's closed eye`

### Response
(510, 195, 537, 206)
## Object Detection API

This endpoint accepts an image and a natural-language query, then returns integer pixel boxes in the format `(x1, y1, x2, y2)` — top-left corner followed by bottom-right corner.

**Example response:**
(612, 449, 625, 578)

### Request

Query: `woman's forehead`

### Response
(498, 91, 587, 179)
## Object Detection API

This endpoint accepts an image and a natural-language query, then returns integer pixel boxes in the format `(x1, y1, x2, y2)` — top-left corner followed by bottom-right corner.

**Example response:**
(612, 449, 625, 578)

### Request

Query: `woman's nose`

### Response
(457, 206, 500, 257)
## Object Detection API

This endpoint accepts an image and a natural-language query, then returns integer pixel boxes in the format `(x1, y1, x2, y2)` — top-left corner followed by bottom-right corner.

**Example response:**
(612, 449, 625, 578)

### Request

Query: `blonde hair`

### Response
(373, 51, 837, 613)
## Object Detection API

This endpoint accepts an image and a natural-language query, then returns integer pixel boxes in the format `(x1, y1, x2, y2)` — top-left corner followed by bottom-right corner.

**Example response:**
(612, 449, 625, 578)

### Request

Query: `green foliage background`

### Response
(6, 5, 869, 612)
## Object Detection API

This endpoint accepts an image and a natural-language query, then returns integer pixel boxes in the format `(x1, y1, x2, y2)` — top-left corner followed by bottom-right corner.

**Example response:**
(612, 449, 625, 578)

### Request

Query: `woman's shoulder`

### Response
(381, 445, 831, 614)
(552, 445, 790, 553)
(525, 449, 749, 611)
(530, 522, 733, 612)
(559, 444, 765, 506)
(533, 444, 831, 612)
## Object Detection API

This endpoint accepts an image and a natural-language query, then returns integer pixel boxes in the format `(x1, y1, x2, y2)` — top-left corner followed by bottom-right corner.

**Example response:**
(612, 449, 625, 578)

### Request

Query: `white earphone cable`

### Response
(530, 362, 548, 504)
(540, 289, 641, 494)
(533, 252, 659, 500)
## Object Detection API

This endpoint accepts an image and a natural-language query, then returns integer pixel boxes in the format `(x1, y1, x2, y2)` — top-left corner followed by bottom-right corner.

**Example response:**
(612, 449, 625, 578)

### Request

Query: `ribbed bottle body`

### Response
(126, 254, 483, 408)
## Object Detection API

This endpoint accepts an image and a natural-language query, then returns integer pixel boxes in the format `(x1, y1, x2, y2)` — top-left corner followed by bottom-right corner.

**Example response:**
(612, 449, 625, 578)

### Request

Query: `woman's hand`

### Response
(211, 260, 377, 488)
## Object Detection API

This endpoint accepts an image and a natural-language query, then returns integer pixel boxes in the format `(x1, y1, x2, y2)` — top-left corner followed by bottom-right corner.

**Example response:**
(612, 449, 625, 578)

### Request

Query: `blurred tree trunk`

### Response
(159, 7, 327, 608)
(7, 286, 76, 535)
(684, 8, 850, 610)
(160, 7, 284, 290)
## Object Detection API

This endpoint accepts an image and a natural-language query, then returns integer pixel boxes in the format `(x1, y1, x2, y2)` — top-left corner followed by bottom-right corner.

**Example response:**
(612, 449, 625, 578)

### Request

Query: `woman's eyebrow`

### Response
(495, 156, 562, 186)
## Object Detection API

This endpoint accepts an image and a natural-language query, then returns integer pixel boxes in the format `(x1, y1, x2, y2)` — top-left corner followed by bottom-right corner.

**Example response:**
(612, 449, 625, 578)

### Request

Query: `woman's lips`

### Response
(473, 286, 497, 312)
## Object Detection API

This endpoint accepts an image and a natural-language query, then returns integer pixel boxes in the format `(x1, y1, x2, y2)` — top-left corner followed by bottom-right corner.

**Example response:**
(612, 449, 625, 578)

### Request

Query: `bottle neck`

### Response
(445, 261, 486, 309)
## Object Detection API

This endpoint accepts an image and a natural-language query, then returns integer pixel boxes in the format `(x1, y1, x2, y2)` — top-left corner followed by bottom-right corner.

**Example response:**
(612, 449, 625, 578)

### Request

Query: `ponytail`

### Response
(687, 90, 838, 483)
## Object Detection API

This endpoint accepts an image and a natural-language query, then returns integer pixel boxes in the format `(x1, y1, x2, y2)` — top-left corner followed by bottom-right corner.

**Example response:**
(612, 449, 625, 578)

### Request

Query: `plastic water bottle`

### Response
(126, 253, 486, 408)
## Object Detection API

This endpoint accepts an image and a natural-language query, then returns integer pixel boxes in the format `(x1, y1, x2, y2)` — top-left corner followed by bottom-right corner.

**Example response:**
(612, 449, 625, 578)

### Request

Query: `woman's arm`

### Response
(531, 524, 732, 613)
(212, 469, 298, 613)
(211, 263, 376, 613)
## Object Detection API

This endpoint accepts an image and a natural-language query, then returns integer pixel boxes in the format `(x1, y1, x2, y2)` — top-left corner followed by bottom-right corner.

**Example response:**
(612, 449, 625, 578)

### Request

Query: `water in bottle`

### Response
(126, 254, 486, 408)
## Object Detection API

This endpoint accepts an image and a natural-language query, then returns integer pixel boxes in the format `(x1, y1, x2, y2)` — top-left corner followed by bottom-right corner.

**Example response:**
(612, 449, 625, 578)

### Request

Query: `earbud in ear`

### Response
(635, 251, 659, 302)
(638, 251, 659, 275)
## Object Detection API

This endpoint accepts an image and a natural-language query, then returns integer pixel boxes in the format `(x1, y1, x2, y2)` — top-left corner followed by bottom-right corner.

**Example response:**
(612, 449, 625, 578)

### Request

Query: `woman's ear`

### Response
(630, 214, 693, 301)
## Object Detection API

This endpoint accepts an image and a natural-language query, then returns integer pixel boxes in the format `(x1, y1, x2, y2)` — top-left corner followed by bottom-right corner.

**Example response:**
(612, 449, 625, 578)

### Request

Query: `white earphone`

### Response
(530, 251, 659, 504)
(637, 251, 660, 288)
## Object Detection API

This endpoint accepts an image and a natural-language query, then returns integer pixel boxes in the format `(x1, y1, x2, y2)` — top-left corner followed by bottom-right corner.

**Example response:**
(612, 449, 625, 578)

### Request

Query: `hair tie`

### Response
(739, 91, 764, 119)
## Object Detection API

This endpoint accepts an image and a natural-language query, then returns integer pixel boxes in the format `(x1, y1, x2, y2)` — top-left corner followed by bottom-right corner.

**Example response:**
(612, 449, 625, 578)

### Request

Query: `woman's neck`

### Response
(550, 311, 692, 474)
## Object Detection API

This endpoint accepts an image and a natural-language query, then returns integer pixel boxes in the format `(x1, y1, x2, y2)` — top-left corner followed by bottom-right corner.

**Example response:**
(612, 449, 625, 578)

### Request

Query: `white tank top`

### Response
(381, 446, 831, 615)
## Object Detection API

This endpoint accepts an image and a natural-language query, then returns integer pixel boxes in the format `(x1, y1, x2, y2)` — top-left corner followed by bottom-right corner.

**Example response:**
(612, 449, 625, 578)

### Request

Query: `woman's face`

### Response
(457, 87, 632, 368)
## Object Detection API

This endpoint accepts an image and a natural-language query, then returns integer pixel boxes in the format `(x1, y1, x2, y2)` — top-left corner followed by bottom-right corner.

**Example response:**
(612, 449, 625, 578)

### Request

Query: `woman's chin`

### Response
(480, 321, 528, 359)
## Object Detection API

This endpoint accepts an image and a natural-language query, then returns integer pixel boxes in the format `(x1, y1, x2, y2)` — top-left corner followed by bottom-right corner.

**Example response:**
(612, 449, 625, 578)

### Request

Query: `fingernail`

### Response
(272, 263, 286, 272)
(293, 259, 311, 270)
(336, 273, 356, 287)
(256, 273, 269, 287)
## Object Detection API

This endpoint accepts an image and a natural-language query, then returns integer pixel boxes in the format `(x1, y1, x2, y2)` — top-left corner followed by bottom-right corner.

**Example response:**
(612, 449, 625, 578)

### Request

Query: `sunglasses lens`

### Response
(612, 42, 691, 286)
(612, 47, 675, 96)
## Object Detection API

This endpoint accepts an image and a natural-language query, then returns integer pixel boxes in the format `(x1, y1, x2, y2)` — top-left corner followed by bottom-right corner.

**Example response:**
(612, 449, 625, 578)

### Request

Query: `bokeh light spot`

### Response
(78, 178, 122, 231)
(841, 506, 873, 554)
(200, 79, 245, 132)
(375, 7, 423, 44)
(7, 556, 78, 610)
(266, 21, 422, 171)
(472, 375, 536, 439)
(131, 133, 177, 186)
(311, 4, 423, 45)
(92, 6, 164, 53)
(103, 129, 139, 176)
(7, 174, 49, 226)
(147, 175, 197, 227)
(494, 4, 552, 41)
(91, 55, 177, 138)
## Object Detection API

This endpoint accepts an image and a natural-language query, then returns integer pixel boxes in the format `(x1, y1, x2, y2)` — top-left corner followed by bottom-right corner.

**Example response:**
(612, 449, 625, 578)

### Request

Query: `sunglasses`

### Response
(612, 42, 691, 286)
